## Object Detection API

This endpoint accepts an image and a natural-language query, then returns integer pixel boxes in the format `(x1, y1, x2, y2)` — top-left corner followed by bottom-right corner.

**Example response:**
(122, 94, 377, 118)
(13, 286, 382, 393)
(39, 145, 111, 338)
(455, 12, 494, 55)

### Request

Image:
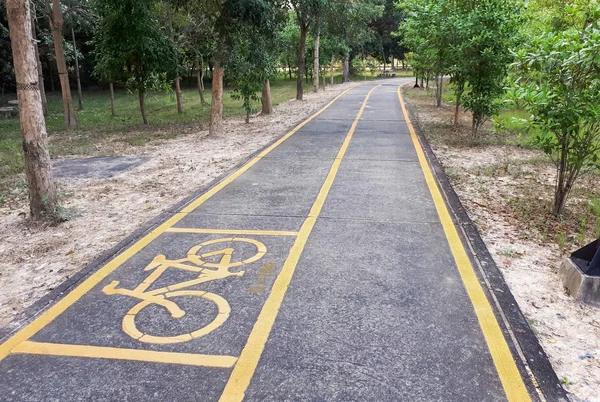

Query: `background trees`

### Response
(93, 0, 176, 125)
(2, 0, 407, 218)
(401, 0, 520, 132)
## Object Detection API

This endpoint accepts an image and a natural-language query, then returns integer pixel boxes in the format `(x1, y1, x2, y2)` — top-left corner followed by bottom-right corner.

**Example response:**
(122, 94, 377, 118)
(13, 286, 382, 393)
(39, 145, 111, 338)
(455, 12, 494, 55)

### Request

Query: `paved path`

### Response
(0, 80, 549, 401)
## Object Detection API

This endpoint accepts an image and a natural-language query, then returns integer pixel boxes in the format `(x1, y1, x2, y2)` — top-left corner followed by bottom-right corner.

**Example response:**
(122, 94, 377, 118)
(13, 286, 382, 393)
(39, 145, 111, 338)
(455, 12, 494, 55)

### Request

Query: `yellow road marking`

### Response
(397, 86, 531, 402)
(165, 228, 299, 236)
(12, 341, 237, 368)
(0, 84, 361, 362)
(219, 84, 383, 402)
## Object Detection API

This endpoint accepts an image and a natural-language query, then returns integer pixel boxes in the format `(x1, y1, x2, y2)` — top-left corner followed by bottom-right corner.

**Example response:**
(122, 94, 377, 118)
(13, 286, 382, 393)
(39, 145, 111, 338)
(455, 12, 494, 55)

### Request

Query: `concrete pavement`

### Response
(0, 79, 562, 401)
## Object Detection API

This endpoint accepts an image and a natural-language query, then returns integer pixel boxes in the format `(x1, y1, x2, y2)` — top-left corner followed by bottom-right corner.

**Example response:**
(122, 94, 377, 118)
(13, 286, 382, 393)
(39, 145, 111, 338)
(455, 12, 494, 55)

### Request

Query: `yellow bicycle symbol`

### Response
(102, 238, 266, 344)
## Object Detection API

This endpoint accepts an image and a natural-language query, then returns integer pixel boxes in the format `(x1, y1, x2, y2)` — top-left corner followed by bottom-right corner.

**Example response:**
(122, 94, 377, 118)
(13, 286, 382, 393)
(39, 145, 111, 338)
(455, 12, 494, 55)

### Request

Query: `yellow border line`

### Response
(12, 341, 237, 368)
(165, 228, 299, 236)
(0, 84, 361, 362)
(397, 86, 531, 402)
(219, 84, 383, 402)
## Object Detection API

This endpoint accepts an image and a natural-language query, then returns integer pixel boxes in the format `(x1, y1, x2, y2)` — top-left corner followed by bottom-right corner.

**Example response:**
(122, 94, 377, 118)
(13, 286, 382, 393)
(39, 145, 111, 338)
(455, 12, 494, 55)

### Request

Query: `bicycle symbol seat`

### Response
(102, 237, 266, 344)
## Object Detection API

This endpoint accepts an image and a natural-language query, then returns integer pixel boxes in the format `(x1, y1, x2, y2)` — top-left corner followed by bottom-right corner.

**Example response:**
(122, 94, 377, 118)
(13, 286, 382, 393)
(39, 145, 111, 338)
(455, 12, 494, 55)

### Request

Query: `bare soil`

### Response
(404, 87, 600, 402)
(0, 82, 356, 329)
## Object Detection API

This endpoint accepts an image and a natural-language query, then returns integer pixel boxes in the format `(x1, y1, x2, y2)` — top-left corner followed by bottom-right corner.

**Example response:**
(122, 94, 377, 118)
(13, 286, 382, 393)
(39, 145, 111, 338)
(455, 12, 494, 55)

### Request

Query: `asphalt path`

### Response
(0, 79, 559, 401)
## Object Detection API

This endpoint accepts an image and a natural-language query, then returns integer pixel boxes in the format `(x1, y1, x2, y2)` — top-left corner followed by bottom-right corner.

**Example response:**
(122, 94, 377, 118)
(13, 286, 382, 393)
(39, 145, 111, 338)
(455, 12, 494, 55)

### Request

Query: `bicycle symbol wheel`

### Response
(122, 290, 230, 344)
(117, 237, 267, 344)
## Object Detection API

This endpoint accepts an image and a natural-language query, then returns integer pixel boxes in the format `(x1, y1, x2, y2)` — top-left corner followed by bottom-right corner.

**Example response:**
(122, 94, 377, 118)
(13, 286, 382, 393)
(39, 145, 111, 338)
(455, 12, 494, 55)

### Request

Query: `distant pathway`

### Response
(0, 79, 553, 401)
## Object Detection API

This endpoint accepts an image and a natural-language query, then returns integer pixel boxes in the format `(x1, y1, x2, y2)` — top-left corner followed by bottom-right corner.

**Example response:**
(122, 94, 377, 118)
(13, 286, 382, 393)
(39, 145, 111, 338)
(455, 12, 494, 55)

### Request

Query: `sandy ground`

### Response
(405, 90, 600, 402)
(0, 82, 356, 329)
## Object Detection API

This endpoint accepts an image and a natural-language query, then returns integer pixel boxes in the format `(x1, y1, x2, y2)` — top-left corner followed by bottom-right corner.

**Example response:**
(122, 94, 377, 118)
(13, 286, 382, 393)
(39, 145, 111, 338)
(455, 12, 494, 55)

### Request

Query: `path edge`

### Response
(0, 84, 360, 344)
(401, 87, 568, 402)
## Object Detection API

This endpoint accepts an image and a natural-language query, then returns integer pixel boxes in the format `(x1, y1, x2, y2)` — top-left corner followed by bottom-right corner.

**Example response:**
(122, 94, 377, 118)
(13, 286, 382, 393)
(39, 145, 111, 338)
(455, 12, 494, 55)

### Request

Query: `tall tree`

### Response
(94, 0, 176, 124)
(290, 0, 324, 100)
(6, 0, 58, 218)
(46, 0, 77, 126)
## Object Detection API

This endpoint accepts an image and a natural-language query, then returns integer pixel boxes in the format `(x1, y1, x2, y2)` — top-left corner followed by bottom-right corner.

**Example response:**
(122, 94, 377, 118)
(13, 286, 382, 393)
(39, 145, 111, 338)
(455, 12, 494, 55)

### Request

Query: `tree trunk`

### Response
(209, 65, 224, 135)
(313, 28, 320, 93)
(175, 77, 183, 114)
(7, 0, 57, 219)
(71, 27, 83, 110)
(261, 79, 272, 115)
(420, 77, 424, 88)
(50, 63, 55, 92)
(48, 0, 76, 126)
(322, 68, 325, 89)
(435, 76, 443, 108)
(31, 11, 48, 116)
(296, 21, 307, 101)
(197, 56, 205, 104)
(330, 55, 334, 85)
(109, 82, 115, 116)
(342, 56, 350, 83)
(287, 63, 292, 80)
(138, 90, 148, 125)
(454, 82, 464, 128)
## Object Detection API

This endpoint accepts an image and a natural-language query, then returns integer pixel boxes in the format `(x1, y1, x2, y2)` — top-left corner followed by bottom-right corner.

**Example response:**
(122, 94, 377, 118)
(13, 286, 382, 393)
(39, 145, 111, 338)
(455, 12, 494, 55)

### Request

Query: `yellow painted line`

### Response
(397, 86, 531, 402)
(219, 84, 383, 402)
(165, 228, 299, 236)
(0, 84, 362, 362)
(12, 341, 237, 368)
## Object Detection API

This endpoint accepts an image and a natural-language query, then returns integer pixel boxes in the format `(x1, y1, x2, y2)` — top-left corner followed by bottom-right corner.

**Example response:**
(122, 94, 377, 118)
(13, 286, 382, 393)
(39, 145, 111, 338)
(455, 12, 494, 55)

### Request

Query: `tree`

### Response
(458, 0, 521, 135)
(369, 0, 406, 72)
(6, 0, 58, 219)
(511, 5, 600, 216)
(290, 0, 326, 100)
(46, 0, 77, 126)
(229, 0, 279, 122)
(93, 0, 176, 124)
(326, 0, 383, 84)
(400, 0, 521, 132)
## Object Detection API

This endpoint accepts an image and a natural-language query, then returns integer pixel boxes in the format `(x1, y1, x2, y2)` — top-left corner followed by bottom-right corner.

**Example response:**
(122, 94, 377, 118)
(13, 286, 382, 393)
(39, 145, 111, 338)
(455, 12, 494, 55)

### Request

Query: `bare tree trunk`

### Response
(138, 90, 148, 124)
(322, 68, 325, 89)
(435, 76, 443, 108)
(175, 77, 183, 114)
(261, 79, 272, 115)
(197, 55, 205, 104)
(209, 65, 224, 135)
(342, 56, 350, 83)
(313, 27, 320, 93)
(47, 0, 76, 126)
(296, 21, 307, 100)
(330, 55, 334, 85)
(7, 0, 57, 219)
(454, 82, 464, 128)
(109, 82, 115, 116)
(31, 10, 48, 116)
(71, 27, 83, 110)
(287, 63, 292, 80)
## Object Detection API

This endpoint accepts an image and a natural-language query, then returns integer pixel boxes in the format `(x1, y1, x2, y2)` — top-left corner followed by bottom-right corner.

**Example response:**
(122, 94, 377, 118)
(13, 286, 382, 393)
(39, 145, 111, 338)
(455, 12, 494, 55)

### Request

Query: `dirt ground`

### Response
(0, 82, 356, 330)
(405, 88, 600, 402)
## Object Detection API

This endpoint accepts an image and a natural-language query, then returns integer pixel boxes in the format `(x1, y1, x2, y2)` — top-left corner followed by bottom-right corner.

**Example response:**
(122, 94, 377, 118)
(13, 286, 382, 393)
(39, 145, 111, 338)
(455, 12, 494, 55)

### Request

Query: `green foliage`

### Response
(93, 0, 176, 95)
(400, 0, 522, 133)
(511, 5, 600, 215)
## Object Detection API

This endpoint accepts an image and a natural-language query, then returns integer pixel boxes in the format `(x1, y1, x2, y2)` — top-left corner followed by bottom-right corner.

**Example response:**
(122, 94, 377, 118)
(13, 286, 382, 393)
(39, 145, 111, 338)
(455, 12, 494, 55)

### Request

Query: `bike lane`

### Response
(0, 80, 545, 401)
(0, 82, 378, 401)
